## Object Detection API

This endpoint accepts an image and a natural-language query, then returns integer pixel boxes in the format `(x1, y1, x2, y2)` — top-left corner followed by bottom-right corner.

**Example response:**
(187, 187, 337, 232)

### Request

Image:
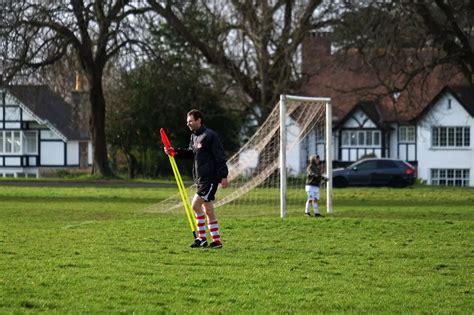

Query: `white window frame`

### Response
(23, 130, 38, 154)
(432, 126, 470, 148)
(341, 130, 381, 147)
(3, 131, 22, 154)
(399, 126, 416, 143)
(0, 130, 39, 155)
(431, 168, 470, 187)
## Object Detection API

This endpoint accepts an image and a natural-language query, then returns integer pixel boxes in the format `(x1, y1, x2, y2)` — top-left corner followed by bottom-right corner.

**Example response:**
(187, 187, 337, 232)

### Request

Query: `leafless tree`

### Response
(1, 0, 151, 177)
(330, 0, 473, 95)
(147, 0, 335, 122)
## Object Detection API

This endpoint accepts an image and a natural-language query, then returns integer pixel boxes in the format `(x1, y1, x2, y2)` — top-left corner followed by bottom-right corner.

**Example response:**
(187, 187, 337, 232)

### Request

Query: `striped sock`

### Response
(208, 220, 221, 243)
(196, 214, 207, 240)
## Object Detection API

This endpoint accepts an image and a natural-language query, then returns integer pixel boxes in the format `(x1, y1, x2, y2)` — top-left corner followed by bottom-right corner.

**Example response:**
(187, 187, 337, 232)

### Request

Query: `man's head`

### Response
(187, 109, 203, 131)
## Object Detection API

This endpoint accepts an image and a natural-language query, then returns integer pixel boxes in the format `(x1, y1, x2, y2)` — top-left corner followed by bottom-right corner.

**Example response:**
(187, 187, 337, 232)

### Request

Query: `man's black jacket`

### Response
(175, 125, 228, 184)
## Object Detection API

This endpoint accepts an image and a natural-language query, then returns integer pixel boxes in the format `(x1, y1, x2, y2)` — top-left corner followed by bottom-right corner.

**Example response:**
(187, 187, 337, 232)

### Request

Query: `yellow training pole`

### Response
(168, 155, 196, 231)
(160, 127, 197, 239)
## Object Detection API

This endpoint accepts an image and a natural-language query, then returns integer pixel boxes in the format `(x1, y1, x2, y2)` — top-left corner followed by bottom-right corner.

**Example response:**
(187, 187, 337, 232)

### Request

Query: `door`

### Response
(349, 160, 378, 185)
(373, 160, 398, 185)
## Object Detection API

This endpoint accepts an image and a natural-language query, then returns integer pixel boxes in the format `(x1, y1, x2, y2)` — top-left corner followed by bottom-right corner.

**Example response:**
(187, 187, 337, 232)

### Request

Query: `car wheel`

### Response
(390, 177, 407, 188)
(333, 176, 348, 188)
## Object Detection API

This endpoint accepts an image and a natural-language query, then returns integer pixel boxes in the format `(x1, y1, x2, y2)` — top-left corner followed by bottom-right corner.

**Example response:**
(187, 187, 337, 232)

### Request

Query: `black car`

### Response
(332, 158, 416, 188)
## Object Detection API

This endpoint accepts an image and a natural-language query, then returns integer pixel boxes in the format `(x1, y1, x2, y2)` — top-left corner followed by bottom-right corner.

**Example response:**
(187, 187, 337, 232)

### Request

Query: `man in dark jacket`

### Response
(164, 109, 228, 249)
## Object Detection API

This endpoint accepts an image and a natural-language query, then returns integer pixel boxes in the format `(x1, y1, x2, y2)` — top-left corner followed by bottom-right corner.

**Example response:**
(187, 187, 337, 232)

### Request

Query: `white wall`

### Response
(67, 141, 79, 165)
(40, 142, 64, 165)
(287, 121, 301, 175)
(417, 93, 474, 186)
(388, 123, 397, 159)
(88, 141, 93, 165)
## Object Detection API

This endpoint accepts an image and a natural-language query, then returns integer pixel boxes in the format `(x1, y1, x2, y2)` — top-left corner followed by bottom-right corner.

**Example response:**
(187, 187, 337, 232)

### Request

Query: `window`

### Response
(0, 131, 37, 155)
(431, 169, 470, 187)
(432, 127, 470, 147)
(356, 160, 378, 170)
(341, 130, 381, 147)
(3, 131, 21, 154)
(23, 131, 38, 154)
(315, 128, 325, 143)
(399, 126, 415, 143)
(377, 160, 397, 169)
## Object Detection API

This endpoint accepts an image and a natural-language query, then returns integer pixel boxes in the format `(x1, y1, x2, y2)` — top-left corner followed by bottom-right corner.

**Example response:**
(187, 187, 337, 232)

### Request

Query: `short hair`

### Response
(187, 109, 203, 122)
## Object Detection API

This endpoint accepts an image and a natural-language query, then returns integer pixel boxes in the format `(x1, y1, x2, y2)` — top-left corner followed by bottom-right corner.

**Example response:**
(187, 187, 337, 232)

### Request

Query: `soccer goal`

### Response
(147, 95, 333, 217)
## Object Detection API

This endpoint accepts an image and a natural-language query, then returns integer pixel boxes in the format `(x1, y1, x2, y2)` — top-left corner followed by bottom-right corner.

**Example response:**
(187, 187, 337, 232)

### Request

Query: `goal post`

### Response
(146, 95, 333, 218)
(280, 95, 333, 218)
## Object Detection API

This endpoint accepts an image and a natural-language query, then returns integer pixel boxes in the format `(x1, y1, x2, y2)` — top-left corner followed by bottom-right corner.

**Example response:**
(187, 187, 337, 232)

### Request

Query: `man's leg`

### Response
(202, 201, 222, 248)
(190, 194, 208, 247)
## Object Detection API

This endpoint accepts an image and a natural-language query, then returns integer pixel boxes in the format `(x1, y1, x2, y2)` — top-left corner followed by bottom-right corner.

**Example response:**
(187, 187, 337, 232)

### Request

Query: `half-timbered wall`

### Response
(0, 89, 86, 177)
(338, 109, 383, 162)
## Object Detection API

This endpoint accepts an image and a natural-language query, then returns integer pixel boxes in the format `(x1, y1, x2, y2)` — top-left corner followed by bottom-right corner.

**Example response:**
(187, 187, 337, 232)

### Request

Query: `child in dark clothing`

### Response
(305, 155, 324, 217)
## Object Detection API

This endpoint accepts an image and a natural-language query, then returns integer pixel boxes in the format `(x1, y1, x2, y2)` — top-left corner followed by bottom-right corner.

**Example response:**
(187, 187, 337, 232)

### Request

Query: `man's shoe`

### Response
(305, 212, 312, 217)
(190, 238, 208, 248)
(209, 241, 223, 249)
(314, 213, 324, 218)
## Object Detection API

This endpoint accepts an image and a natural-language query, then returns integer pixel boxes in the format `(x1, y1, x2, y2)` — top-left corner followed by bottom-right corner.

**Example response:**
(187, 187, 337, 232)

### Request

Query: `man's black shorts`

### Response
(196, 182, 219, 202)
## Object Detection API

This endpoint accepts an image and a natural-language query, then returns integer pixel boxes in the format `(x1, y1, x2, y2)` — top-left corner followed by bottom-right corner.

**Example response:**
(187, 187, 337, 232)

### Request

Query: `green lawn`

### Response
(0, 184, 473, 313)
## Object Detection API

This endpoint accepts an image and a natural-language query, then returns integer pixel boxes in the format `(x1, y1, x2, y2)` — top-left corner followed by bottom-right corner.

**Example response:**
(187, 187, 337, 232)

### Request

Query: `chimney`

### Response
(70, 71, 90, 139)
(75, 72, 82, 92)
(302, 31, 332, 76)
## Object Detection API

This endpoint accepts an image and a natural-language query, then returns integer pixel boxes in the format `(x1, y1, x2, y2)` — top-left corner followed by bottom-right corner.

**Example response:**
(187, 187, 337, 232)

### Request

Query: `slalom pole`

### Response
(169, 157, 197, 227)
(168, 156, 197, 235)
(160, 128, 197, 239)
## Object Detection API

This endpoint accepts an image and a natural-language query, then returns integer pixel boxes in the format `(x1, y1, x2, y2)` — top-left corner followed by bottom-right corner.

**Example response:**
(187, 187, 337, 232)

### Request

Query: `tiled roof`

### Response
(448, 85, 474, 116)
(6, 85, 89, 140)
(301, 33, 470, 125)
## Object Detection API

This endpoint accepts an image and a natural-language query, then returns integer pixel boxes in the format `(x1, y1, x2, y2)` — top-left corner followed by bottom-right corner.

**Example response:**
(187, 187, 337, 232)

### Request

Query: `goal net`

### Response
(145, 95, 333, 217)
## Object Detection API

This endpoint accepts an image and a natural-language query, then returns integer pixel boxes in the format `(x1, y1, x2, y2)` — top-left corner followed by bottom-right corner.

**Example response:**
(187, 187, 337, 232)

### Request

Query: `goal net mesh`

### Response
(145, 98, 328, 217)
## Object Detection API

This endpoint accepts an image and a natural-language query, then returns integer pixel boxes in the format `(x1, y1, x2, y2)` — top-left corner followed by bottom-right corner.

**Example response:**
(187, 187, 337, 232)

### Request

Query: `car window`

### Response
(355, 160, 378, 170)
(377, 160, 397, 169)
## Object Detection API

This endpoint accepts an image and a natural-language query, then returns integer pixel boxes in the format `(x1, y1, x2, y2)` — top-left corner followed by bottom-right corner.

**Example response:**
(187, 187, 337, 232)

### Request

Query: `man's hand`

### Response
(164, 147, 174, 156)
(221, 178, 229, 188)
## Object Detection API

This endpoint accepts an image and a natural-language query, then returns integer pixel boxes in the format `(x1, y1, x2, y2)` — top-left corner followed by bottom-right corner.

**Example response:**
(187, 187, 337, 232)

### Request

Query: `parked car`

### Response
(332, 158, 416, 188)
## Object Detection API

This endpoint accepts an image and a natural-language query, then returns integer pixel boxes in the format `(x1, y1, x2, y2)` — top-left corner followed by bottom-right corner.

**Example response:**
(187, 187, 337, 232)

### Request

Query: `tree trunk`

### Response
(89, 72, 113, 177)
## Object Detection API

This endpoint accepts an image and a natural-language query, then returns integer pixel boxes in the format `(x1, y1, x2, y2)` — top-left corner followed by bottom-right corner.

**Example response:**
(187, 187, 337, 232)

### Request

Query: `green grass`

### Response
(0, 184, 473, 313)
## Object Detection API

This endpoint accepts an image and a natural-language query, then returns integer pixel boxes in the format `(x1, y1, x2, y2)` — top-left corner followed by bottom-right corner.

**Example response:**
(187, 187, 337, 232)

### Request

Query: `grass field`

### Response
(0, 183, 473, 313)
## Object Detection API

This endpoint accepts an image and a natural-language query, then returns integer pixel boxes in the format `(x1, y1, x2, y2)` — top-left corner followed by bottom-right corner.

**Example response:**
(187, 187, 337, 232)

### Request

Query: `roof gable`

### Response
(414, 85, 474, 121)
(5, 85, 87, 140)
(335, 101, 388, 130)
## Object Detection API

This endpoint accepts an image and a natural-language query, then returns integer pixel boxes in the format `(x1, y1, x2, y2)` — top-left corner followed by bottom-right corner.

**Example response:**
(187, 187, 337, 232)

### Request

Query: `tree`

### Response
(147, 0, 333, 124)
(2, 0, 150, 176)
(329, 0, 473, 93)
(106, 33, 241, 178)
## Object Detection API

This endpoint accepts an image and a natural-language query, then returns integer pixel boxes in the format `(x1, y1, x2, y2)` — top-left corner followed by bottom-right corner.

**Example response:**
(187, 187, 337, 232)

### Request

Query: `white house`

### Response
(295, 85, 473, 187)
(0, 85, 92, 177)
(415, 86, 473, 186)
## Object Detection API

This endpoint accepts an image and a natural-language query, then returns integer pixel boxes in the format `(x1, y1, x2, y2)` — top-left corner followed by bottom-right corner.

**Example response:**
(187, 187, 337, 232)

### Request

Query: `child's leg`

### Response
(305, 199, 312, 215)
(313, 199, 320, 215)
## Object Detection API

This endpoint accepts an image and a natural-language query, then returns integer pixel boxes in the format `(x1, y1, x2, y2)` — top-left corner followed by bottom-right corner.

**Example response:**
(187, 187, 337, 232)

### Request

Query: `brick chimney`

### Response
(302, 31, 332, 76)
